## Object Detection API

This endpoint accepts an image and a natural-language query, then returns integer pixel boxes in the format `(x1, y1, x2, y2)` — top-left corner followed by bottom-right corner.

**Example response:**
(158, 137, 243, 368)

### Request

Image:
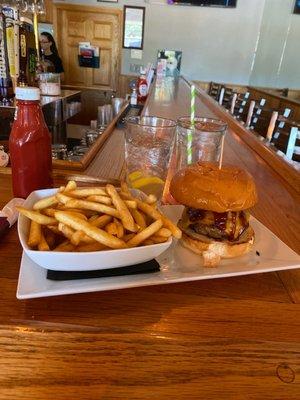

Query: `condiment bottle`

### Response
(130, 87, 138, 105)
(9, 87, 53, 198)
(137, 69, 148, 103)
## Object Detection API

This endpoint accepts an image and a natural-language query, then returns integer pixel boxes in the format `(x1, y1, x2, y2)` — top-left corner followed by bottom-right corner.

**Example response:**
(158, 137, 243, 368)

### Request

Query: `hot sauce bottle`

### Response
(9, 87, 53, 198)
(137, 69, 148, 103)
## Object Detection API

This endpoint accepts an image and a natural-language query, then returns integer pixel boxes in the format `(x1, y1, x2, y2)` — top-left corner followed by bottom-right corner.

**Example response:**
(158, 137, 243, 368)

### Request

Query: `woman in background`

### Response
(39, 32, 64, 76)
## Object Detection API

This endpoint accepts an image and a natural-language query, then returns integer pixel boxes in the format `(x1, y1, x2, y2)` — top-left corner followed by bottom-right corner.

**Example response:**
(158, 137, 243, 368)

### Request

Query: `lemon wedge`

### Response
(128, 170, 143, 182)
(130, 175, 165, 197)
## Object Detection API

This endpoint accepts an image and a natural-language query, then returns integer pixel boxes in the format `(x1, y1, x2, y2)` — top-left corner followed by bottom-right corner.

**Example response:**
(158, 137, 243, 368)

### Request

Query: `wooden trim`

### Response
(61, 85, 116, 93)
(183, 76, 300, 196)
(54, 3, 122, 16)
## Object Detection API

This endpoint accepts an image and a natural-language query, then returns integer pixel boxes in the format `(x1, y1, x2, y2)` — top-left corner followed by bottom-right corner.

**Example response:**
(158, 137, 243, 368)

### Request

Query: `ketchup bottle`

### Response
(9, 87, 53, 198)
(137, 69, 148, 103)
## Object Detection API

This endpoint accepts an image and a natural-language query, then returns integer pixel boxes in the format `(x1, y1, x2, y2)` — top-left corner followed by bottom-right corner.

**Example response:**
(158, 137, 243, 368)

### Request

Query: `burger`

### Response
(169, 162, 258, 267)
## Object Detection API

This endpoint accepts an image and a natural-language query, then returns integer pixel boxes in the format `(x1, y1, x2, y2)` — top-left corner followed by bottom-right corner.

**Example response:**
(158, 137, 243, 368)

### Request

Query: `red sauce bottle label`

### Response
(137, 76, 148, 102)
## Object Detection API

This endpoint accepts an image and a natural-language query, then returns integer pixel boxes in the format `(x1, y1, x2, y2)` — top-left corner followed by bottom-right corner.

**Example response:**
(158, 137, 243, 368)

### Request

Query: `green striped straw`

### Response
(188, 85, 195, 164)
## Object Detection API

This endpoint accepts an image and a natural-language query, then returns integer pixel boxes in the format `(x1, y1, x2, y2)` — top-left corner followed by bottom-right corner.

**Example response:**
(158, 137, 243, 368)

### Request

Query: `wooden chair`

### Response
(219, 87, 234, 108)
(271, 117, 300, 163)
(248, 99, 267, 130)
(258, 108, 292, 141)
(208, 82, 222, 100)
(231, 91, 250, 120)
(269, 109, 292, 142)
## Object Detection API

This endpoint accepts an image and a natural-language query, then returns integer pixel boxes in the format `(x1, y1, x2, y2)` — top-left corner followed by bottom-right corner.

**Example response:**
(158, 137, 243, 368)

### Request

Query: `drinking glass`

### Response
(112, 97, 124, 116)
(124, 116, 177, 198)
(162, 117, 227, 204)
(97, 104, 113, 126)
(39, 73, 61, 96)
(176, 116, 227, 168)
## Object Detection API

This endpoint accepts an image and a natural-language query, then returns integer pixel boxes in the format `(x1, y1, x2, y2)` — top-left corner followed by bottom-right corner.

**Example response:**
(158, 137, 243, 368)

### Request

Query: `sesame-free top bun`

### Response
(170, 162, 257, 213)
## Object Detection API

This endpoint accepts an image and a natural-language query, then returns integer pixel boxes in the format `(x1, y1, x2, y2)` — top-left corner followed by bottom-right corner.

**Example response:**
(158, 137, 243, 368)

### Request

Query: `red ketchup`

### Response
(137, 69, 148, 103)
(9, 87, 53, 198)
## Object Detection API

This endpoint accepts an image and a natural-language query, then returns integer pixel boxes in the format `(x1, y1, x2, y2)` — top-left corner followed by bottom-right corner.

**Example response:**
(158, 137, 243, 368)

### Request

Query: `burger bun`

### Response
(181, 226, 255, 268)
(170, 162, 257, 213)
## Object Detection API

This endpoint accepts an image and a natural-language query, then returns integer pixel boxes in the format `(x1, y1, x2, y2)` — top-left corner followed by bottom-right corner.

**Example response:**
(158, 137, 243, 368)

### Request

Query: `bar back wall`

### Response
(54, 0, 299, 88)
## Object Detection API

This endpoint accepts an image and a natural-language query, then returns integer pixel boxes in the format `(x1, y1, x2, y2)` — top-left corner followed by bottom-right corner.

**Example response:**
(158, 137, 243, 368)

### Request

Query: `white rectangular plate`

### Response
(17, 207, 300, 299)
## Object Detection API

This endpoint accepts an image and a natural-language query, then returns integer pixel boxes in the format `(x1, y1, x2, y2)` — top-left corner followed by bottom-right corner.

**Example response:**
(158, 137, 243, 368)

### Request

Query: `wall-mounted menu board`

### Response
(169, 0, 237, 7)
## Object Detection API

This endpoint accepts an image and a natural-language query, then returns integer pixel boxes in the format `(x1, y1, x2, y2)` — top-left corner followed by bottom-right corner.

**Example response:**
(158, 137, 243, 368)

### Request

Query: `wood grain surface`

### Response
(0, 77, 299, 400)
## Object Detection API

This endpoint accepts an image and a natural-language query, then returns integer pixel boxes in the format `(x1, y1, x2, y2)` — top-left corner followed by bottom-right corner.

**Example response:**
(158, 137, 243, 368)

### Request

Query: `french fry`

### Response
(67, 187, 107, 197)
(54, 241, 76, 252)
(33, 195, 58, 210)
(121, 181, 130, 194)
(54, 211, 127, 249)
(86, 195, 112, 205)
(71, 215, 113, 245)
(114, 218, 124, 239)
(145, 194, 157, 205)
(64, 180, 77, 192)
(127, 219, 163, 247)
(43, 227, 56, 249)
(17, 207, 57, 225)
(63, 211, 87, 221)
(47, 225, 63, 236)
(124, 200, 137, 209)
(57, 206, 97, 217)
(123, 233, 135, 242)
(150, 235, 169, 244)
(156, 228, 172, 238)
(90, 214, 112, 228)
(27, 221, 42, 247)
(143, 239, 155, 246)
(89, 214, 100, 223)
(38, 230, 50, 251)
(56, 192, 73, 205)
(63, 199, 120, 218)
(42, 208, 57, 217)
(71, 230, 95, 246)
(106, 184, 136, 232)
(105, 221, 118, 236)
(58, 186, 66, 192)
(76, 242, 108, 252)
(119, 191, 132, 201)
(135, 200, 182, 239)
(131, 209, 147, 230)
(58, 222, 75, 241)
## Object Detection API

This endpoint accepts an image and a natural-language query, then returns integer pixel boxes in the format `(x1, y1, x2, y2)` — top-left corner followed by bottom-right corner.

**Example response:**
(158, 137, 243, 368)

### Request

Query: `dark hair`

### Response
(40, 32, 59, 55)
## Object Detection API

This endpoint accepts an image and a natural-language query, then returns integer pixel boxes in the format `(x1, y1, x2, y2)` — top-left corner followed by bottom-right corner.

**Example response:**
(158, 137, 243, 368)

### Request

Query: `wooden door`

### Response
(54, 4, 122, 91)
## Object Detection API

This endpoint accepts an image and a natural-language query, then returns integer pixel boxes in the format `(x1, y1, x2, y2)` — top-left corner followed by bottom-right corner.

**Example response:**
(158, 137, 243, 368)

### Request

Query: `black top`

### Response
(43, 53, 64, 73)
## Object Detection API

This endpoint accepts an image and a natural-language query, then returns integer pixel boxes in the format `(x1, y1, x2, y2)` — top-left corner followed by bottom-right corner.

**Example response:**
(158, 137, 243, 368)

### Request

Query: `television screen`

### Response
(171, 1, 237, 7)
(294, 0, 300, 14)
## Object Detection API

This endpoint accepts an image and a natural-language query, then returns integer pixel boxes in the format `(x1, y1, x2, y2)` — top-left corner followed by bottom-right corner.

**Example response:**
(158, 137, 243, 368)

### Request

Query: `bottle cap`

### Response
(15, 87, 40, 101)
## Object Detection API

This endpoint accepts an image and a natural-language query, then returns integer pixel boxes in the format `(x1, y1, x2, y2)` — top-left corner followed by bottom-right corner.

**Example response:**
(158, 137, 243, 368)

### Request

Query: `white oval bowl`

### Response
(18, 188, 172, 271)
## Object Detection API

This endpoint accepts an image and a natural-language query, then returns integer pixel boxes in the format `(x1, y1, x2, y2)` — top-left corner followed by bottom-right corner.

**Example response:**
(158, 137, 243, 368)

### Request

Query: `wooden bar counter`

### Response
(0, 77, 299, 400)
